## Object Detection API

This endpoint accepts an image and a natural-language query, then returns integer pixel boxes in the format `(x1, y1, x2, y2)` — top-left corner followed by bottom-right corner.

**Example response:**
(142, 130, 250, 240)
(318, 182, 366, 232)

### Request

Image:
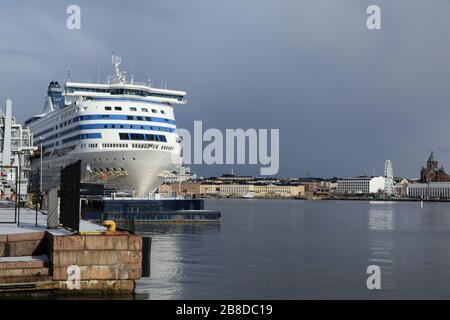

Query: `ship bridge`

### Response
(64, 82, 187, 105)
(64, 55, 187, 105)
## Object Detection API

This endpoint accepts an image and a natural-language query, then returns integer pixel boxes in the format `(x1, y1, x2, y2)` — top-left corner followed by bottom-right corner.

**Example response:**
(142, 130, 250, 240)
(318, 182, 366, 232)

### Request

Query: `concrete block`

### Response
(118, 266, 141, 280)
(56, 279, 103, 292)
(128, 235, 142, 250)
(9, 240, 45, 257)
(101, 280, 134, 293)
(55, 279, 134, 294)
(52, 250, 118, 266)
(118, 250, 142, 264)
(53, 265, 116, 281)
(119, 280, 135, 293)
(102, 280, 121, 293)
(0, 243, 6, 257)
(0, 275, 52, 284)
(85, 235, 128, 250)
(0, 267, 49, 277)
(52, 235, 85, 251)
(3, 259, 48, 270)
(7, 232, 45, 242)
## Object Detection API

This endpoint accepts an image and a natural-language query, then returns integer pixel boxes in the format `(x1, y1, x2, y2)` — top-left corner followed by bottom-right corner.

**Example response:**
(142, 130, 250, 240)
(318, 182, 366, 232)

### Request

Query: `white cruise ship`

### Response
(25, 56, 186, 196)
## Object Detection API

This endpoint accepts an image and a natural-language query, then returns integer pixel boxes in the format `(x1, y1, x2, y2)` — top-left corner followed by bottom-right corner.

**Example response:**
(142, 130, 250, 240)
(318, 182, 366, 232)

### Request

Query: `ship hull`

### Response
(37, 148, 181, 196)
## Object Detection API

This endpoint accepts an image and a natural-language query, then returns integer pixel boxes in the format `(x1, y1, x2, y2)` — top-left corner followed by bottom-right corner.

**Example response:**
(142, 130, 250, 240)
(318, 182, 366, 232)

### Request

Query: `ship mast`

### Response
(111, 54, 126, 83)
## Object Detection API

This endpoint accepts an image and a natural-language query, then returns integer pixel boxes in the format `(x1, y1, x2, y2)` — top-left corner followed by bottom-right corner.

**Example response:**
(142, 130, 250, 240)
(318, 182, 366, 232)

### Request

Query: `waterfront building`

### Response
(219, 183, 305, 198)
(392, 179, 409, 197)
(336, 176, 385, 194)
(199, 184, 220, 195)
(321, 181, 337, 189)
(163, 166, 197, 183)
(219, 184, 254, 197)
(254, 184, 305, 198)
(420, 151, 450, 183)
(301, 182, 321, 192)
(408, 182, 450, 199)
(0, 99, 35, 199)
(158, 181, 201, 197)
(158, 183, 174, 196)
(314, 188, 331, 196)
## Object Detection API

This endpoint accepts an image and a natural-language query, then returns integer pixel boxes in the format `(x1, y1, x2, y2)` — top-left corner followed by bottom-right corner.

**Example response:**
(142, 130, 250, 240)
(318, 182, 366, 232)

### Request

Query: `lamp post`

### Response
(39, 137, 43, 194)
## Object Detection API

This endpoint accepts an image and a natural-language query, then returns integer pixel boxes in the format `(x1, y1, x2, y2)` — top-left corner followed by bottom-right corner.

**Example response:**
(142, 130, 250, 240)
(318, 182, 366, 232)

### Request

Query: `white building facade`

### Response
(336, 176, 385, 194)
(408, 182, 450, 199)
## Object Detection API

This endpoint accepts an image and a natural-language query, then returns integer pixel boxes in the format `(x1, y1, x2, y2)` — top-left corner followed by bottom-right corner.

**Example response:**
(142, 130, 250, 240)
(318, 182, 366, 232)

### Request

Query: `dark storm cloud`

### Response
(0, 0, 449, 178)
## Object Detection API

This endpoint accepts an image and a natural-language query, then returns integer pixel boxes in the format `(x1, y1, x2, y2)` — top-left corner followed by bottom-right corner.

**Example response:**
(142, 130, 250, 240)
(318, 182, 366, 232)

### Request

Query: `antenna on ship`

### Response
(131, 63, 134, 84)
(66, 70, 71, 82)
(111, 53, 126, 83)
(97, 62, 101, 84)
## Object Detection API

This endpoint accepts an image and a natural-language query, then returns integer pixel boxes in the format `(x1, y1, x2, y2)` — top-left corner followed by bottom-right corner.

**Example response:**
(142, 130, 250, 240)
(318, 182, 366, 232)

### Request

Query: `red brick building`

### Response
(420, 151, 450, 183)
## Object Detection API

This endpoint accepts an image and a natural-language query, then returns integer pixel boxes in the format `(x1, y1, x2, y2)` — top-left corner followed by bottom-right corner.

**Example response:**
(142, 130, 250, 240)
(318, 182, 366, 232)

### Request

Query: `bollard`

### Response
(142, 236, 152, 277)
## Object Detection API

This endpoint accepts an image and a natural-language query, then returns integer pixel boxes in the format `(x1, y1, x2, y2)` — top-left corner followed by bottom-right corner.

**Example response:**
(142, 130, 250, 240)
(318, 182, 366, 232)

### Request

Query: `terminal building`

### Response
(336, 176, 385, 194)
(407, 182, 450, 199)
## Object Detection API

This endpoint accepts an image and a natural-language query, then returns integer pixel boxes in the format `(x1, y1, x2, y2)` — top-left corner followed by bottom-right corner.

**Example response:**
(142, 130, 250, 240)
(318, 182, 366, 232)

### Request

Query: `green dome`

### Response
(428, 150, 437, 162)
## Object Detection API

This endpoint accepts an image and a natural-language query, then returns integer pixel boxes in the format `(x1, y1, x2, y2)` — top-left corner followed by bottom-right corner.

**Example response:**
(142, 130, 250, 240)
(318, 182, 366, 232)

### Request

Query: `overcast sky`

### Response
(1, 0, 450, 178)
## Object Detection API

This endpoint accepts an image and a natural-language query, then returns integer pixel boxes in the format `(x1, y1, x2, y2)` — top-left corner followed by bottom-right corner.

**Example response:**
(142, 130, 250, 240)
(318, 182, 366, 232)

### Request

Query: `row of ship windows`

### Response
(41, 133, 102, 149)
(38, 122, 174, 144)
(104, 106, 166, 114)
(54, 114, 172, 130)
(92, 167, 127, 173)
(119, 133, 167, 142)
(35, 111, 174, 138)
(45, 124, 174, 141)
(43, 133, 168, 150)
(50, 106, 166, 123)
(99, 124, 174, 132)
(80, 144, 100, 149)
(80, 143, 174, 151)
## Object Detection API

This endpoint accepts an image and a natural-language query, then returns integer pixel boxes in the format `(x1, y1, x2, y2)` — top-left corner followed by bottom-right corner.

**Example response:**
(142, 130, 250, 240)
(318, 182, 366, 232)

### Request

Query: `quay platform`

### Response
(0, 205, 142, 295)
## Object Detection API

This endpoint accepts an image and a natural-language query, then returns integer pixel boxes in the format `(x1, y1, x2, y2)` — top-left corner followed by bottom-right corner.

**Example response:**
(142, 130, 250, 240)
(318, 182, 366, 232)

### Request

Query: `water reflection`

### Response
(368, 205, 396, 290)
(422, 208, 442, 227)
(133, 222, 221, 235)
(368, 207, 395, 231)
(134, 222, 221, 300)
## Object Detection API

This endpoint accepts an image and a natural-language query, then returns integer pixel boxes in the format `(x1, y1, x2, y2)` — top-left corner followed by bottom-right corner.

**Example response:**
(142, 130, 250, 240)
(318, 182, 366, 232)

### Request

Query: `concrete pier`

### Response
(0, 206, 143, 294)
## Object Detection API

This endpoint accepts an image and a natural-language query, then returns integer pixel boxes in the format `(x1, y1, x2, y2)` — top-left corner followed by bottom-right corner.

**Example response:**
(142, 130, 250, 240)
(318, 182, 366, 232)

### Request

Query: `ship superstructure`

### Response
(25, 56, 186, 196)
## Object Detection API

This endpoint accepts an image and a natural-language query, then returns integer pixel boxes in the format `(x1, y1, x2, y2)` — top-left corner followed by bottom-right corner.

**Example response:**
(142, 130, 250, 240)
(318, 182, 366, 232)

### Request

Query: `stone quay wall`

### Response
(47, 233, 142, 294)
